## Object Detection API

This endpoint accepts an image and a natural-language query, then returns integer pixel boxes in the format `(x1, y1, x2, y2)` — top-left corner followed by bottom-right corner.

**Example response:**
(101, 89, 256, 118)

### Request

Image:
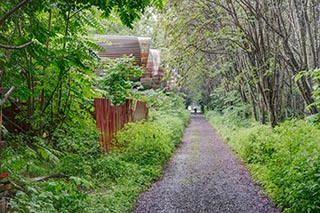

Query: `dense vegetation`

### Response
(2, 0, 320, 212)
(206, 111, 320, 213)
(0, 1, 193, 212)
(0, 0, 163, 137)
(158, 0, 320, 126)
(157, 2, 320, 211)
(3, 92, 189, 212)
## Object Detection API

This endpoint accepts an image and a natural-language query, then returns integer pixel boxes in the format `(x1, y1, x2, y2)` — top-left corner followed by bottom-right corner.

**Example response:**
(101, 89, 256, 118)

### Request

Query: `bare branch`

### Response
(0, 86, 15, 106)
(0, 41, 33, 49)
(0, 0, 30, 25)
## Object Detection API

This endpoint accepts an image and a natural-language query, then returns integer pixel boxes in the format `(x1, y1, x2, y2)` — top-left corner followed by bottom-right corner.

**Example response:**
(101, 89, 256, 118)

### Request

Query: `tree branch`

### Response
(0, 41, 33, 49)
(0, 0, 30, 25)
(0, 86, 15, 106)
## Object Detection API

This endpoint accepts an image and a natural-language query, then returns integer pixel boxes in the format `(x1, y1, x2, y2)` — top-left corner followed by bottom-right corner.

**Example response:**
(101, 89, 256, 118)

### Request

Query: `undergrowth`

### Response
(2, 109, 190, 212)
(205, 111, 320, 213)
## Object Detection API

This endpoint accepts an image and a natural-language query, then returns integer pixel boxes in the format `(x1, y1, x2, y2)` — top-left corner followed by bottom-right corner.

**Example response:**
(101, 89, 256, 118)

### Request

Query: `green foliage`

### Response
(97, 57, 143, 105)
(10, 180, 88, 213)
(129, 89, 186, 111)
(1, 0, 105, 137)
(114, 105, 189, 166)
(149, 110, 190, 143)
(0, 0, 164, 138)
(2, 135, 62, 181)
(207, 87, 251, 120)
(4, 106, 190, 212)
(306, 113, 320, 128)
(1, 0, 172, 212)
(115, 121, 172, 165)
(206, 111, 320, 213)
(295, 69, 320, 124)
(220, 123, 275, 165)
(97, 6, 162, 39)
(59, 154, 94, 177)
(53, 122, 100, 156)
(265, 121, 320, 212)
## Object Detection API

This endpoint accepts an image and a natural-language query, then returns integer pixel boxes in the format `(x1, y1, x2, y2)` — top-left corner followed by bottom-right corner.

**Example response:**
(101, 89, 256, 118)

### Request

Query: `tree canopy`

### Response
(159, 0, 320, 126)
(0, 0, 164, 136)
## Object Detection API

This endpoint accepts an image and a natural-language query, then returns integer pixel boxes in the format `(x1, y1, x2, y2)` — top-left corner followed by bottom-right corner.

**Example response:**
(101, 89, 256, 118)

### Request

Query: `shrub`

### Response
(115, 121, 173, 165)
(53, 122, 100, 156)
(238, 125, 275, 164)
(6, 104, 190, 212)
(206, 111, 320, 213)
(10, 180, 88, 213)
(149, 110, 189, 144)
(264, 120, 320, 212)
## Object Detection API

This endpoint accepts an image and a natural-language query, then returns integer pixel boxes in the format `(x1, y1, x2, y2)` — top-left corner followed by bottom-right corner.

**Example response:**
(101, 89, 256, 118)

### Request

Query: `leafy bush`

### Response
(5, 107, 190, 212)
(2, 135, 61, 181)
(149, 110, 189, 144)
(10, 181, 89, 213)
(53, 122, 100, 156)
(97, 56, 143, 105)
(236, 125, 275, 164)
(264, 120, 320, 212)
(114, 109, 189, 166)
(129, 89, 186, 111)
(206, 111, 320, 213)
(115, 121, 172, 165)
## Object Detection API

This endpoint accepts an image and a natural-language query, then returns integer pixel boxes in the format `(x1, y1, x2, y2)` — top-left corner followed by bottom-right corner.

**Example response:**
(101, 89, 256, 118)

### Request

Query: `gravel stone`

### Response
(133, 114, 280, 213)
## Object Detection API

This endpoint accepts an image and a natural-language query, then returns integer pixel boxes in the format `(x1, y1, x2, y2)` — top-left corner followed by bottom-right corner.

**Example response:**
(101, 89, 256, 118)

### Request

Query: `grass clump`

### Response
(205, 111, 320, 213)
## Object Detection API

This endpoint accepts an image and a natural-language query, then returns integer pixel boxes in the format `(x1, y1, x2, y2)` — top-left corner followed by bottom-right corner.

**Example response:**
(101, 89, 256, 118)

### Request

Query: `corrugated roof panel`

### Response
(95, 35, 142, 65)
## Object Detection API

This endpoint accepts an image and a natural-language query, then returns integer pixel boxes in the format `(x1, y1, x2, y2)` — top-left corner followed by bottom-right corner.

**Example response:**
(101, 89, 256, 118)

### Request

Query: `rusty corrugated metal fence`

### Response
(94, 98, 148, 153)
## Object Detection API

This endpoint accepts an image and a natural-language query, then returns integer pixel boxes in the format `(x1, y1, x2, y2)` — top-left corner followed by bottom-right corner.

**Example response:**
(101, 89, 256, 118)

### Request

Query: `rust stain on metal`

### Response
(138, 37, 151, 67)
(94, 98, 148, 153)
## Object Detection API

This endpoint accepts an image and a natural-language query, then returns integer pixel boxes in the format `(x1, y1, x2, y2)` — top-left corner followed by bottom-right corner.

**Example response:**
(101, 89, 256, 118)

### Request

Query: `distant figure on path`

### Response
(194, 107, 197, 114)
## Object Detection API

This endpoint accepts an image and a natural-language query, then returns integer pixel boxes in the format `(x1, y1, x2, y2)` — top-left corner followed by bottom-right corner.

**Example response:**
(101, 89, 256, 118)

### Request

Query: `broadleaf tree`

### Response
(158, 0, 320, 127)
(0, 0, 164, 139)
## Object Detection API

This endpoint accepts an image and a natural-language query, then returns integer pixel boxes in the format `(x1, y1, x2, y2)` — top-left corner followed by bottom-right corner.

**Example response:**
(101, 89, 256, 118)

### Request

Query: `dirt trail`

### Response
(133, 114, 280, 213)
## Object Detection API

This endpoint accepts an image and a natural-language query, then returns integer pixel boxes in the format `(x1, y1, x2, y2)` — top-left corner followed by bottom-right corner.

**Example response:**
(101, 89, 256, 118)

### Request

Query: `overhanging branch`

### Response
(0, 41, 33, 49)
(0, 0, 30, 25)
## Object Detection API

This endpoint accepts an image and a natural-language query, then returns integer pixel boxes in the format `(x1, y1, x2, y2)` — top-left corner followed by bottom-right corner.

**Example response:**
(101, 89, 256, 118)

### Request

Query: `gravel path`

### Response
(133, 114, 280, 213)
